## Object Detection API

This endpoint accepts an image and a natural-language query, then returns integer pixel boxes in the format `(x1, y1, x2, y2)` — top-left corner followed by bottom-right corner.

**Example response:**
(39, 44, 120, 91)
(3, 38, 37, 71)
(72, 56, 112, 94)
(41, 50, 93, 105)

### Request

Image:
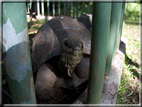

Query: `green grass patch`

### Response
(116, 22, 140, 104)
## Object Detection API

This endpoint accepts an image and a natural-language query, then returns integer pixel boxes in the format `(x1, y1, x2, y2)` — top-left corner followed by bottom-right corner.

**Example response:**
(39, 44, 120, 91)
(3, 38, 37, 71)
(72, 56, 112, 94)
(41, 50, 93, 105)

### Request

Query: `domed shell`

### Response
(77, 14, 92, 32)
(32, 16, 91, 73)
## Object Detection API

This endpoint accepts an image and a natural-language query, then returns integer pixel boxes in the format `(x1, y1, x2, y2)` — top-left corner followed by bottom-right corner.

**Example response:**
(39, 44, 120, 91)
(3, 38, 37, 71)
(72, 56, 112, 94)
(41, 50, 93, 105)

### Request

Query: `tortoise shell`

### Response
(32, 16, 91, 73)
(77, 14, 92, 32)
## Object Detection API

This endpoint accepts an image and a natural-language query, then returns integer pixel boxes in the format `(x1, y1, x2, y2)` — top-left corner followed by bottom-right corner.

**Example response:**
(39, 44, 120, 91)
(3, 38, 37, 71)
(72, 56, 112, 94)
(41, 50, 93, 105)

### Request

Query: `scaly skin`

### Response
(35, 37, 90, 103)
(59, 37, 84, 78)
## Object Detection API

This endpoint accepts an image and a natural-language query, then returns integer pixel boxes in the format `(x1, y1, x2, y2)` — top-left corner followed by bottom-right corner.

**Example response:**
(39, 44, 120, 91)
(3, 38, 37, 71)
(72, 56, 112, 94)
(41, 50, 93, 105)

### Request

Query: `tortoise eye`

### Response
(64, 39, 71, 48)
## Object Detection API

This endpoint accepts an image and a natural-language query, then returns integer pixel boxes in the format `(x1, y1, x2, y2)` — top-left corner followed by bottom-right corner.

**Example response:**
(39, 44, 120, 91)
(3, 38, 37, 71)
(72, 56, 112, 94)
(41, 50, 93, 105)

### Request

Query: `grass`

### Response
(28, 19, 47, 32)
(116, 22, 140, 104)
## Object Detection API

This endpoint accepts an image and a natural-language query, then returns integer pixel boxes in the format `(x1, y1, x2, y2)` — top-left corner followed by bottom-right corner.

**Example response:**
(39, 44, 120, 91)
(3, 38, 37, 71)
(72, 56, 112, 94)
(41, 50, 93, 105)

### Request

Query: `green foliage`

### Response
(126, 3, 139, 12)
(29, 27, 38, 31)
(28, 19, 34, 28)
(28, 19, 47, 32)
(125, 3, 140, 22)
(36, 19, 47, 24)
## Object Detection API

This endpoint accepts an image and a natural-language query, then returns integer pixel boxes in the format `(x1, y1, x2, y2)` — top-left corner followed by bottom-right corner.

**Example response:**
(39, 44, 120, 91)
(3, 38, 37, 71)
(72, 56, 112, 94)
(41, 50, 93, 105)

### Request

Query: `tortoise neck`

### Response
(58, 57, 78, 78)
(58, 58, 66, 75)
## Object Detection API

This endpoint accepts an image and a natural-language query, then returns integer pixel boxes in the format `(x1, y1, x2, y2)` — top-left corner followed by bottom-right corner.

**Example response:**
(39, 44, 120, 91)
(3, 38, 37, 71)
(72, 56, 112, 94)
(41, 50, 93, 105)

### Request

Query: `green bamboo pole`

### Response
(64, 2, 66, 15)
(29, 0, 32, 10)
(113, 3, 124, 53)
(27, 3, 30, 13)
(69, 2, 71, 17)
(76, 2, 79, 18)
(41, 0, 44, 16)
(58, 1, 60, 15)
(37, 0, 40, 16)
(73, 3, 75, 18)
(47, 0, 50, 16)
(34, 2, 37, 15)
(105, 3, 123, 77)
(0, 1, 2, 105)
(53, 2, 55, 17)
(120, 2, 126, 37)
(87, 2, 90, 13)
(87, 3, 111, 104)
(0, 47, 1, 104)
(29, 0, 32, 17)
(3, 3, 36, 104)
(115, 2, 126, 49)
(82, 2, 84, 15)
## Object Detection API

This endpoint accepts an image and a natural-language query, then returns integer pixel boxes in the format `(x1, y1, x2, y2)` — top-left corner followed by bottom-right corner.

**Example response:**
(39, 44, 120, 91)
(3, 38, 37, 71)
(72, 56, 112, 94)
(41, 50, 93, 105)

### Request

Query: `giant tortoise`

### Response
(31, 16, 91, 103)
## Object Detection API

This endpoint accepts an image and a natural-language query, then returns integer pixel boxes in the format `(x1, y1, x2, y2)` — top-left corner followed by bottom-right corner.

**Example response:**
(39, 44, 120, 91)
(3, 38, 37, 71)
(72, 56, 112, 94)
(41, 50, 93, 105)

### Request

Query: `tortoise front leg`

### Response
(75, 55, 90, 78)
(35, 63, 57, 100)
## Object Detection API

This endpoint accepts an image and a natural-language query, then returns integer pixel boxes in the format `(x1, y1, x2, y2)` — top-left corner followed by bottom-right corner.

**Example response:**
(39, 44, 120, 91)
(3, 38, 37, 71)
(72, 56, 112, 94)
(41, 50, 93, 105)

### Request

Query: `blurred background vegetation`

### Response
(125, 3, 140, 23)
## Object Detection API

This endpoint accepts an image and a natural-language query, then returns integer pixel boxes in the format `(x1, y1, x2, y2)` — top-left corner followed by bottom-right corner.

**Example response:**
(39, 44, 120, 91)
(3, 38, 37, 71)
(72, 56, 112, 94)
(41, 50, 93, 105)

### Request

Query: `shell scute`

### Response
(32, 16, 91, 73)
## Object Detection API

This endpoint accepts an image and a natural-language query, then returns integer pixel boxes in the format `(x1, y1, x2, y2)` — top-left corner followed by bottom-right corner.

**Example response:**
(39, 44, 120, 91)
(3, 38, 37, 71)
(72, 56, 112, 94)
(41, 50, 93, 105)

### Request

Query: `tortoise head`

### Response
(59, 37, 84, 78)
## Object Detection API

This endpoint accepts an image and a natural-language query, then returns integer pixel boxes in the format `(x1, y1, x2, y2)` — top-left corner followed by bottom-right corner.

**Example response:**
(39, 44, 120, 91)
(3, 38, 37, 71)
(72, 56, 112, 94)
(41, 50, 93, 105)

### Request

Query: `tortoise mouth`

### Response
(61, 52, 82, 60)
(68, 52, 80, 57)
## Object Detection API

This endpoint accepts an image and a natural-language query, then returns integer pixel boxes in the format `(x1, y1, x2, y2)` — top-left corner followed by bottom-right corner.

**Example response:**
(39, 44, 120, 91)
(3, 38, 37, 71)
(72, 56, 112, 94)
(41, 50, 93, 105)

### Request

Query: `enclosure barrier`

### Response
(26, 1, 92, 19)
(108, 2, 126, 77)
(105, 2, 126, 77)
(2, 3, 36, 104)
(2, 1, 126, 104)
(105, 3, 123, 77)
(87, 2, 126, 104)
(87, 3, 112, 104)
(0, 1, 2, 105)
